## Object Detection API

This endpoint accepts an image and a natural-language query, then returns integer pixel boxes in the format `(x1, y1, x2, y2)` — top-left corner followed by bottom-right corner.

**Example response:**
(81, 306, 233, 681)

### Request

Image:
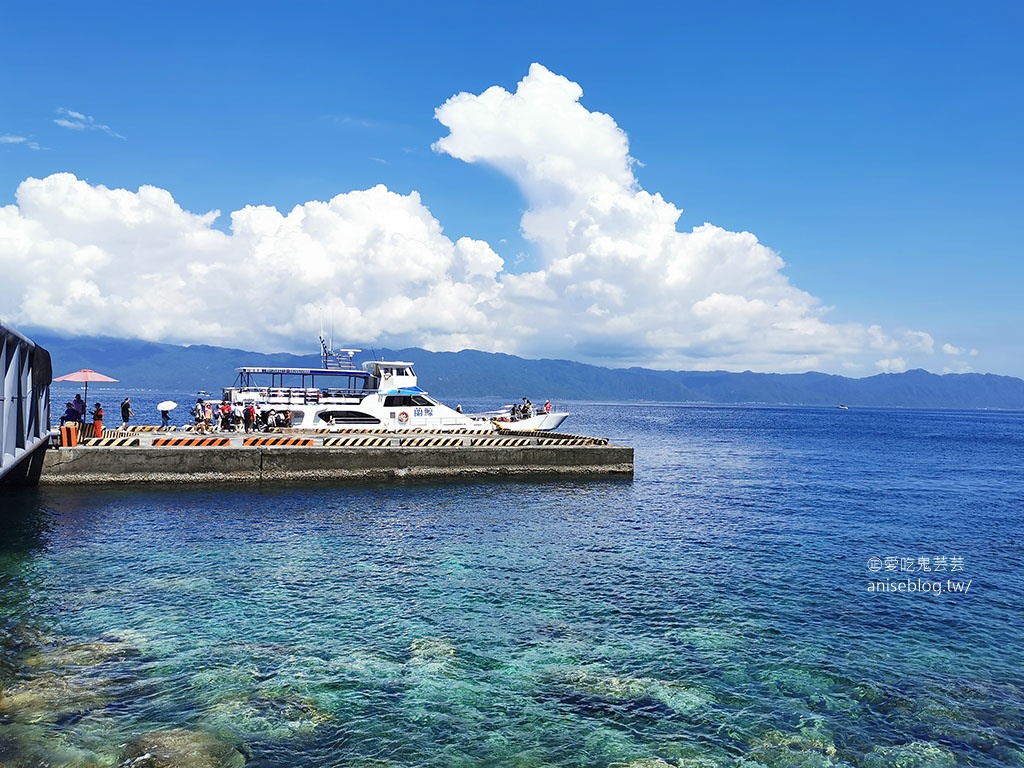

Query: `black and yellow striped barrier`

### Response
(310, 427, 379, 434)
(322, 436, 392, 447)
(79, 437, 141, 447)
(316, 427, 389, 434)
(399, 436, 465, 448)
(497, 430, 608, 446)
(470, 436, 533, 447)
(152, 437, 231, 447)
(242, 437, 314, 447)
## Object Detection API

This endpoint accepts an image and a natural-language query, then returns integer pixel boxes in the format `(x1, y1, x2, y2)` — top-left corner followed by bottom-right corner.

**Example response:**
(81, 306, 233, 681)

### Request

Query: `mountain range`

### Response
(28, 329, 1024, 410)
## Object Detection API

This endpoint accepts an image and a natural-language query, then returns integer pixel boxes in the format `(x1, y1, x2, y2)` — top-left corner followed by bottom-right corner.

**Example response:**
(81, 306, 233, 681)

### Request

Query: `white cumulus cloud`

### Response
(432, 63, 932, 372)
(0, 65, 943, 374)
(876, 358, 909, 373)
(0, 174, 505, 353)
(942, 343, 976, 356)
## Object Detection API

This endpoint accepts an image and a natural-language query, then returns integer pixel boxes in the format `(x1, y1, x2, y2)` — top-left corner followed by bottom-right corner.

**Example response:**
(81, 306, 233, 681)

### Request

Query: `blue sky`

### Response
(2, 2, 1021, 377)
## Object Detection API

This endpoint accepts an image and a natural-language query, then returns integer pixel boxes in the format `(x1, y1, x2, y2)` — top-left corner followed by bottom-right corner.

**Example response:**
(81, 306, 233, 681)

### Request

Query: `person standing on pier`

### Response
(120, 397, 135, 429)
(91, 402, 104, 437)
(73, 394, 86, 422)
(192, 399, 208, 434)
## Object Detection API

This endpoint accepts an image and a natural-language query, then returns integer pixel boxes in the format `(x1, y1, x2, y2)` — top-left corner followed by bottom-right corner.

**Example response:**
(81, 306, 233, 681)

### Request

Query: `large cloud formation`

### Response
(0, 177, 505, 354)
(1, 63, 942, 373)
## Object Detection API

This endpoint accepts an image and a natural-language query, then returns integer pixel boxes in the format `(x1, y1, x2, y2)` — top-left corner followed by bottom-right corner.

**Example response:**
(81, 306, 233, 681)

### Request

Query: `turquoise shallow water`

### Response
(1, 403, 1023, 767)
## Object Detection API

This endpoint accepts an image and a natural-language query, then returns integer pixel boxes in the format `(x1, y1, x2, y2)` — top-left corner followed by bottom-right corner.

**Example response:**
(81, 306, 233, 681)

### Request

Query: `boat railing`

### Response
(321, 388, 366, 400)
(241, 385, 378, 405)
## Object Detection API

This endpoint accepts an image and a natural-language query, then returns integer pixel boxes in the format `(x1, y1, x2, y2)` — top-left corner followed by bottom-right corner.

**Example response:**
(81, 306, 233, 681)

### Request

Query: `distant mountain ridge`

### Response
(29, 329, 1024, 410)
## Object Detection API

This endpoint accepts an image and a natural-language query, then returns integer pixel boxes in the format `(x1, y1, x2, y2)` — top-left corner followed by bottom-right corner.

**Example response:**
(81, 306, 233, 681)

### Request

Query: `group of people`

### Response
(60, 395, 136, 435)
(57, 394, 294, 434)
(189, 398, 291, 434)
(59, 394, 90, 426)
(509, 397, 553, 420)
(56, 392, 302, 435)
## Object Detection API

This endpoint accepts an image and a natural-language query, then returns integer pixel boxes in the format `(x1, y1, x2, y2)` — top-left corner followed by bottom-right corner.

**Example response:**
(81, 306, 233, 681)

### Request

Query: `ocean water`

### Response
(1, 402, 1022, 767)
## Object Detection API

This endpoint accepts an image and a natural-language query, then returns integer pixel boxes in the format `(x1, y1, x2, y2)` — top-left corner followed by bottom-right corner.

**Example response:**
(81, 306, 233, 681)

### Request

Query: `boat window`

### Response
(290, 411, 305, 426)
(383, 395, 435, 407)
(317, 410, 382, 425)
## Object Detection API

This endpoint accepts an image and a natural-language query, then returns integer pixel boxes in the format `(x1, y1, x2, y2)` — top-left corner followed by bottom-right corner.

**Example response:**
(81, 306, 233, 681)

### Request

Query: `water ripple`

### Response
(1, 404, 1022, 766)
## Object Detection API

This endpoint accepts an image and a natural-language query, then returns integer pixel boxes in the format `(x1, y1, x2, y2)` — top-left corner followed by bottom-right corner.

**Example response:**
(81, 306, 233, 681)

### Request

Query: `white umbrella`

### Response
(157, 400, 178, 411)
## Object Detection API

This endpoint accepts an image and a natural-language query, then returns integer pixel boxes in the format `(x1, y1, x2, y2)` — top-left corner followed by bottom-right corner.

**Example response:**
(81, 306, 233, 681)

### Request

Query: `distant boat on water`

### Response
(837, 404, 850, 410)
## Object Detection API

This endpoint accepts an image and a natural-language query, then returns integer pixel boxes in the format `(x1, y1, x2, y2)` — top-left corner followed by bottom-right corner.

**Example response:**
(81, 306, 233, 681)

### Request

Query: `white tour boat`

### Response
(477, 405, 572, 433)
(218, 338, 569, 433)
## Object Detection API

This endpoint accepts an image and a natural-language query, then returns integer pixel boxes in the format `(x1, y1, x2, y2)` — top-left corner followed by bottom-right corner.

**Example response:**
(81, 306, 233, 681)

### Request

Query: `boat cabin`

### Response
(363, 361, 418, 392)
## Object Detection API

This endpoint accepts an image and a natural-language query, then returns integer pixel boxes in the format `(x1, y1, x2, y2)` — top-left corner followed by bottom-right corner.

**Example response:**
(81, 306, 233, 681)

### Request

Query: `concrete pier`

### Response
(40, 429, 634, 484)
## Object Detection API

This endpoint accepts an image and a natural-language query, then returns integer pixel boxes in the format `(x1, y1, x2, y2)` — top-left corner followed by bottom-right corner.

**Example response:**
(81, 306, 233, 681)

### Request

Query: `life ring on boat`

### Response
(397, 411, 410, 424)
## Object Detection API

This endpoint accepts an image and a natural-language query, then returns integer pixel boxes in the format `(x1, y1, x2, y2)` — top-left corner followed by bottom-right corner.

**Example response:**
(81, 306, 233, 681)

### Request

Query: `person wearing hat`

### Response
(60, 402, 78, 426)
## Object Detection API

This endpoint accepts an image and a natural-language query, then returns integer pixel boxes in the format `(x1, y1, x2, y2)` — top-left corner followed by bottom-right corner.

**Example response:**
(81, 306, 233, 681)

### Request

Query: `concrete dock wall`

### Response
(41, 443, 634, 484)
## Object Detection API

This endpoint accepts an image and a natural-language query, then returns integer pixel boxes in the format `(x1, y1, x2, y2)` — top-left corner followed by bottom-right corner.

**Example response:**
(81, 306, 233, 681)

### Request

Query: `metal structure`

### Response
(1, 324, 52, 486)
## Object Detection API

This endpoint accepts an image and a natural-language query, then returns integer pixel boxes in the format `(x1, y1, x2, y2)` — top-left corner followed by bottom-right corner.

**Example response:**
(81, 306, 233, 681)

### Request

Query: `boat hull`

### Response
(492, 412, 570, 432)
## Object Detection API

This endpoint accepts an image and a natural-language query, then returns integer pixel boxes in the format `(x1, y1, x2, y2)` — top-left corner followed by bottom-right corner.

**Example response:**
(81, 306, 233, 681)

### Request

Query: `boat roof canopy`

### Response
(236, 366, 371, 378)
